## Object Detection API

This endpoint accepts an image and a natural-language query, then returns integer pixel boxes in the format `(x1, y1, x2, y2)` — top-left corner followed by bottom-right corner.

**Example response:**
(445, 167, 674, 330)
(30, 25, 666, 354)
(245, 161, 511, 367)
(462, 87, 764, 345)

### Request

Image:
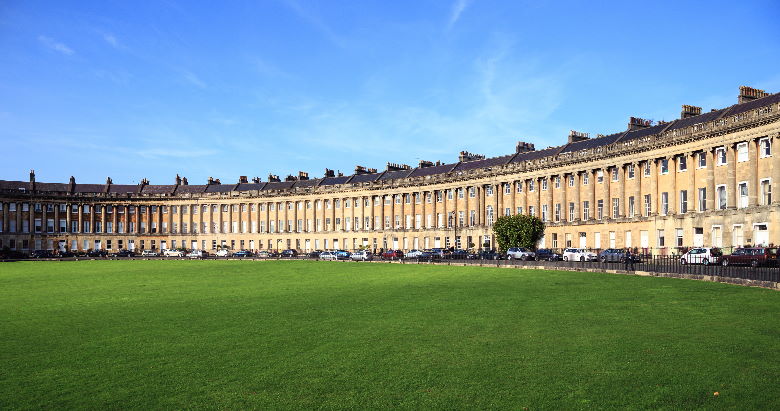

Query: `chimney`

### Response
(418, 160, 434, 168)
(386, 162, 411, 171)
(140, 178, 149, 187)
(458, 151, 485, 162)
(738, 86, 770, 104)
(68, 176, 76, 193)
(182, 177, 189, 185)
(681, 105, 702, 119)
(29, 169, 35, 184)
(324, 168, 335, 178)
(337, 171, 344, 177)
(175, 174, 182, 185)
(251, 177, 260, 183)
(568, 130, 591, 143)
(207, 176, 214, 185)
(298, 171, 309, 180)
(268, 174, 281, 182)
(354, 165, 369, 175)
(285, 174, 297, 182)
(515, 141, 536, 153)
(104, 177, 112, 193)
(627, 117, 652, 131)
(238, 175, 248, 184)
(214, 178, 221, 184)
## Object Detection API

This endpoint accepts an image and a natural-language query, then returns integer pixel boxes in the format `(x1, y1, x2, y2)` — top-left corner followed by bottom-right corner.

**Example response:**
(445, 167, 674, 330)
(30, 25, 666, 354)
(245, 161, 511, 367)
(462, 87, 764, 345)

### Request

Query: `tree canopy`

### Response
(492, 214, 545, 252)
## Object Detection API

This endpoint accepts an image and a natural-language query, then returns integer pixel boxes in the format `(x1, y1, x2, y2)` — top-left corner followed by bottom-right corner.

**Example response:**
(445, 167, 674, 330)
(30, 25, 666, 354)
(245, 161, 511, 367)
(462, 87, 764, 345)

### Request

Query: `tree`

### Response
(492, 214, 545, 252)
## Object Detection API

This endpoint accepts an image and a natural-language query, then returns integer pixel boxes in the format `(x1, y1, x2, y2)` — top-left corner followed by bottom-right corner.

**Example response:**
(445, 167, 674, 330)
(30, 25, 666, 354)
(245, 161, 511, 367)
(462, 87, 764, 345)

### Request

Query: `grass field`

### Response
(1, 260, 779, 409)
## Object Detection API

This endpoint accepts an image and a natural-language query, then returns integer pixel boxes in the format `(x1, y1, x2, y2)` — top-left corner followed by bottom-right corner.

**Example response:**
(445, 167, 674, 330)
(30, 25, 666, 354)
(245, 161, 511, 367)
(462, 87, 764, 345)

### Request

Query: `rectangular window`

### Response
(612, 198, 619, 218)
(717, 185, 727, 209)
(517, 182, 523, 193)
(679, 190, 688, 213)
(738, 182, 748, 208)
(529, 206, 535, 218)
(541, 204, 548, 222)
(568, 175, 575, 187)
(760, 179, 772, 205)
(678, 156, 687, 171)
(597, 200, 603, 220)
(611, 168, 619, 181)
(504, 184, 511, 195)
(568, 202, 575, 221)
(737, 142, 748, 162)
(716, 147, 727, 165)
(660, 159, 669, 174)
(657, 230, 665, 247)
(760, 138, 772, 157)
(554, 203, 561, 222)
(644, 161, 651, 177)
(676, 228, 684, 247)
(661, 192, 669, 215)
(628, 196, 635, 217)
(542, 178, 548, 191)
(469, 187, 476, 197)
(627, 164, 635, 179)
(644, 194, 651, 216)
(528, 180, 535, 192)
(582, 173, 589, 185)
(597, 170, 604, 183)
(582, 201, 590, 220)
(554, 176, 560, 189)
(698, 188, 707, 211)
(698, 152, 707, 168)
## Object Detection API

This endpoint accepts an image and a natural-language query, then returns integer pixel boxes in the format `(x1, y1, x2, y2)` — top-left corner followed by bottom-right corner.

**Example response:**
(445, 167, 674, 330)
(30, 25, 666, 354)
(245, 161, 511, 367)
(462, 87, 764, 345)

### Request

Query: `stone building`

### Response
(1, 86, 779, 254)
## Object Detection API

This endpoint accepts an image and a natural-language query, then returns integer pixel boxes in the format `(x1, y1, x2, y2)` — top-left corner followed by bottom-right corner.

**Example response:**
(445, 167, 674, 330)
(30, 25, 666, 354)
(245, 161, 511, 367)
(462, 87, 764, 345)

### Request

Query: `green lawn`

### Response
(1, 260, 778, 409)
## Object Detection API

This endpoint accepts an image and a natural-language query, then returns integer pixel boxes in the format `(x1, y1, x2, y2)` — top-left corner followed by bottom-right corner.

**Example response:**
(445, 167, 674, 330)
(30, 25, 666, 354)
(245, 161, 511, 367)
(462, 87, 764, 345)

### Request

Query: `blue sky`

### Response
(1, 0, 779, 185)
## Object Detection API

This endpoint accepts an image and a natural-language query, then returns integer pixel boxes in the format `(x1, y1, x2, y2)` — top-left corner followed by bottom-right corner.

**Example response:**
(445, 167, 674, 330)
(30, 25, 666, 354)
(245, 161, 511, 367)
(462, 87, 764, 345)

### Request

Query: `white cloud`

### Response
(282, 0, 346, 48)
(182, 71, 206, 88)
(447, 0, 473, 29)
(38, 35, 74, 55)
(103, 33, 119, 48)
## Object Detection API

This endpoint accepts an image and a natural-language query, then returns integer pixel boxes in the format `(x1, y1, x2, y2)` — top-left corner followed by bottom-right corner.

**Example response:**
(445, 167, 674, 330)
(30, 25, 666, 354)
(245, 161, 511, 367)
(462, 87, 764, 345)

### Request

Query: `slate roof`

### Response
(293, 178, 323, 188)
(233, 183, 266, 192)
(454, 155, 514, 172)
(204, 184, 237, 193)
(348, 173, 383, 183)
(319, 176, 351, 186)
(727, 92, 780, 117)
(0, 180, 29, 190)
(510, 146, 561, 162)
(261, 181, 296, 191)
(140, 185, 176, 195)
(175, 185, 207, 194)
(408, 163, 458, 178)
(378, 169, 413, 180)
(35, 182, 70, 192)
(74, 184, 106, 193)
(560, 132, 625, 153)
(108, 184, 138, 194)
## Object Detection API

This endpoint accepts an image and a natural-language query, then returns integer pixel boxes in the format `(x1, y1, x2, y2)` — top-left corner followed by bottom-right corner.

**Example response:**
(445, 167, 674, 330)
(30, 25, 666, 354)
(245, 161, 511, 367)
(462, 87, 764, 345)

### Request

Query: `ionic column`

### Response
(751, 139, 760, 207)
(560, 175, 567, 222)
(668, 156, 677, 214)
(687, 153, 696, 212)
(726, 144, 737, 208)
(773, 134, 780, 204)
(572, 172, 580, 221)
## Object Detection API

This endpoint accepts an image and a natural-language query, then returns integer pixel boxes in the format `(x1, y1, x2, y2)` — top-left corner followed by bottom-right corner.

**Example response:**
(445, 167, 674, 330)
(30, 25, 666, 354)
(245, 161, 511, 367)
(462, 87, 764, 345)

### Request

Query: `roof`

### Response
(510, 146, 561, 162)
(204, 184, 236, 193)
(261, 181, 296, 191)
(408, 163, 458, 178)
(293, 178, 323, 188)
(175, 185, 207, 194)
(74, 184, 105, 193)
(319, 176, 351, 186)
(560, 132, 625, 153)
(0, 180, 29, 190)
(140, 185, 175, 195)
(454, 155, 514, 172)
(233, 183, 266, 192)
(727, 92, 780, 117)
(108, 184, 138, 194)
(378, 169, 413, 181)
(35, 182, 70, 192)
(348, 173, 382, 183)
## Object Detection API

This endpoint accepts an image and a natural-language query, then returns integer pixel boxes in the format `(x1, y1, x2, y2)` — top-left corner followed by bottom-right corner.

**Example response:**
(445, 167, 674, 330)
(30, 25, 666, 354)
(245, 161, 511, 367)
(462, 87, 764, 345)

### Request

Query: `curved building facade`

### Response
(1, 86, 779, 254)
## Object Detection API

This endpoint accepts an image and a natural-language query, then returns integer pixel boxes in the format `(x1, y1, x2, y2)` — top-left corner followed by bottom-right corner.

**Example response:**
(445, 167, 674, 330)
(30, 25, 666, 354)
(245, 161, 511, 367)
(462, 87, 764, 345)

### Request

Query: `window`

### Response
(698, 188, 707, 211)
(644, 194, 651, 216)
(437, 190, 444, 202)
(660, 159, 669, 174)
(541, 205, 548, 222)
(554, 176, 560, 189)
(516, 182, 523, 193)
(597, 170, 604, 183)
(738, 182, 748, 208)
(678, 156, 687, 171)
(761, 179, 772, 205)
(568, 175, 575, 187)
(698, 152, 706, 168)
(486, 206, 494, 225)
(469, 187, 476, 197)
(644, 161, 651, 177)
(627, 164, 635, 179)
(716, 147, 727, 165)
(554, 203, 561, 222)
(717, 185, 727, 209)
(628, 196, 635, 217)
(679, 190, 688, 213)
(504, 184, 511, 195)
(612, 198, 619, 218)
(582, 201, 590, 220)
(737, 142, 748, 162)
(597, 200, 603, 220)
(568, 202, 575, 221)
(542, 178, 548, 191)
(583, 173, 589, 185)
(657, 230, 665, 247)
(661, 192, 669, 215)
(760, 138, 772, 157)
(528, 180, 535, 192)
(676, 228, 684, 247)
(611, 168, 619, 181)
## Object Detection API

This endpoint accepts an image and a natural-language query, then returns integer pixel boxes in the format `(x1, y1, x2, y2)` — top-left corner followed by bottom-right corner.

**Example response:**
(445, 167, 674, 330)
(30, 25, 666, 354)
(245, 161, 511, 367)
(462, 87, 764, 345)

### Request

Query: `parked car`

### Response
(307, 250, 322, 258)
(319, 251, 338, 261)
(30, 250, 55, 258)
(506, 247, 536, 261)
(721, 247, 778, 267)
(141, 250, 159, 257)
(215, 249, 231, 257)
(233, 250, 254, 257)
(598, 248, 639, 263)
(382, 249, 404, 260)
(679, 247, 722, 265)
(57, 251, 76, 258)
(163, 249, 185, 257)
(562, 248, 597, 262)
(350, 250, 373, 261)
(406, 249, 424, 258)
(0, 249, 28, 259)
(449, 249, 470, 259)
(430, 248, 449, 258)
(86, 250, 108, 257)
(257, 250, 271, 258)
(535, 249, 561, 261)
(187, 250, 209, 259)
(280, 249, 298, 258)
(477, 249, 502, 260)
(112, 249, 136, 257)
(335, 250, 351, 260)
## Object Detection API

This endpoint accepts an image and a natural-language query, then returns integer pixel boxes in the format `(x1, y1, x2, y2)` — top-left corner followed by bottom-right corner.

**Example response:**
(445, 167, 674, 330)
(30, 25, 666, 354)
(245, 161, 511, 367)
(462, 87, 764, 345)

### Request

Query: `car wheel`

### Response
(563, 256, 568, 261)
(600, 257, 607, 263)
(702, 258, 709, 266)
(680, 258, 687, 265)
(507, 255, 513, 260)
(751, 260, 759, 268)
(721, 259, 729, 267)
(579, 256, 585, 262)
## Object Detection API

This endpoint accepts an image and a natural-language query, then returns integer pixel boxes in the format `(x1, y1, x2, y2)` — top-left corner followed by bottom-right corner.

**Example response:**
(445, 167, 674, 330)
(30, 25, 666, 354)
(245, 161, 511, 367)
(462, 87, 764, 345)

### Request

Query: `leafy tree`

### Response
(492, 214, 545, 252)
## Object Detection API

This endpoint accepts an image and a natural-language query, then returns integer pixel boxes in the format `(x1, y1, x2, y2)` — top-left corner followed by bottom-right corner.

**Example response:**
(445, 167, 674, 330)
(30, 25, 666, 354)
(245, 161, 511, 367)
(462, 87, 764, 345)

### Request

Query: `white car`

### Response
(506, 247, 536, 260)
(187, 250, 208, 259)
(215, 249, 230, 257)
(350, 250, 373, 261)
(680, 247, 722, 265)
(319, 251, 338, 260)
(163, 249, 184, 257)
(141, 250, 159, 257)
(562, 248, 597, 262)
(405, 249, 423, 258)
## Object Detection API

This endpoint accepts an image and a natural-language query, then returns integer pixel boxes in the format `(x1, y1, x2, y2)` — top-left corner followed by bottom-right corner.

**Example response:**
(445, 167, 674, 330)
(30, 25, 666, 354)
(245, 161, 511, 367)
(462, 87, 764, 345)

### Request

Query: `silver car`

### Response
(506, 247, 536, 260)
(350, 250, 373, 261)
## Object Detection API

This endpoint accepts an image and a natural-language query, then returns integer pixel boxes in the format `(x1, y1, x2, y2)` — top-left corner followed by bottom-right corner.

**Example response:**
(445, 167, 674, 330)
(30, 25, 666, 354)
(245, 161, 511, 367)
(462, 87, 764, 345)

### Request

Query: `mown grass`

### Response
(1, 260, 778, 409)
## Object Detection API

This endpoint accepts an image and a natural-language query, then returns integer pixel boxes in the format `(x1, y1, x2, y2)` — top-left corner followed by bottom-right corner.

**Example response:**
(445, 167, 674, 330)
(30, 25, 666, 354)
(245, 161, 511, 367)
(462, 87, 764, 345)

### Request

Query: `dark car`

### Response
(477, 249, 502, 260)
(30, 250, 55, 258)
(280, 249, 298, 258)
(0, 249, 28, 259)
(57, 251, 76, 258)
(721, 247, 778, 267)
(86, 250, 108, 257)
(112, 249, 136, 257)
(335, 250, 351, 260)
(307, 250, 322, 258)
(382, 249, 404, 260)
(233, 250, 254, 257)
(535, 249, 561, 261)
(598, 249, 638, 263)
(449, 249, 470, 259)
(430, 248, 449, 258)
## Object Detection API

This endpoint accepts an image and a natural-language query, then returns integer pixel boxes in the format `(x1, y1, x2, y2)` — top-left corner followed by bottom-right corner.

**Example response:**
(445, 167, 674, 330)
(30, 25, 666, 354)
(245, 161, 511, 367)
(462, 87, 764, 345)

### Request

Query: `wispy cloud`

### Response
(103, 33, 119, 48)
(38, 35, 74, 55)
(447, 0, 473, 30)
(182, 71, 206, 88)
(282, 0, 346, 48)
